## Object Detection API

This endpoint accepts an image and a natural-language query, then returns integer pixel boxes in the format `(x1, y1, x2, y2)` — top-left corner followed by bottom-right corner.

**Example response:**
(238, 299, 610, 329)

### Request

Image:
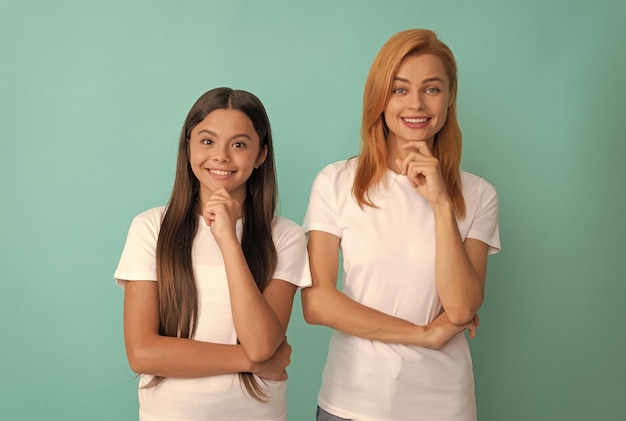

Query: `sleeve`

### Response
(467, 178, 501, 255)
(113, 212, 160, 287)
(302, 164, 342, 238)
(272, 218, 312, 288)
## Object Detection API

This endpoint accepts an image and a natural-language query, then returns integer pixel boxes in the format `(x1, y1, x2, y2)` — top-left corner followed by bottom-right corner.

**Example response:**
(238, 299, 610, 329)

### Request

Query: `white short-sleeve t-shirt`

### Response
(303, 159, 500, 421)
(114, 207, 311, 421)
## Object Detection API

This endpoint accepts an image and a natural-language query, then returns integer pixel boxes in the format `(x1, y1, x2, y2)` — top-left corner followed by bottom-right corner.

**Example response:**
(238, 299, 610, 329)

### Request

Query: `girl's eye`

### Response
(232, 142, 247, 149)
(201, 139, 213, 145)
(392, 88, 407, 95)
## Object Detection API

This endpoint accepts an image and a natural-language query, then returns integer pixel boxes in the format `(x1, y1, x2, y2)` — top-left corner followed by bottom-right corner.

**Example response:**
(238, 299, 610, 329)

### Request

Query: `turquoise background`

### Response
(1, 0, 625, 419)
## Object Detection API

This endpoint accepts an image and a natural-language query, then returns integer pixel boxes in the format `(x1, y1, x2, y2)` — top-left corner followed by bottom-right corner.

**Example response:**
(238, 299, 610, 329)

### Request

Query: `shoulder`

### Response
(132, 206, 167, 225)
(271, 217, 311, 286)
(273, 216, 306, 243)
(312, 158, 358, 188)
(127, 206, 167, 235)
(460, 171, 499, 222)
(272, 216, 305, 238)
(272, 217, 307, 252)
(316, 158, 354, 176)
(461, 171, 497, 198)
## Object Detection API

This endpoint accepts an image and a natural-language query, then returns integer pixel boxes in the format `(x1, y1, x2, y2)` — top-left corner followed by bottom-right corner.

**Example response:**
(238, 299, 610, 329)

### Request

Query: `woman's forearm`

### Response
(432, 200, 487, 325)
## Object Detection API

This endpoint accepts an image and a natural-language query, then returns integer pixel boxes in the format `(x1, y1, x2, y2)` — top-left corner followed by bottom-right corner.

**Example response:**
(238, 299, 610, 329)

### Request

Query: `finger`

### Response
(407, 159, 438, 177)
(467, 324, 477, 340)
(211, 187, 231, 198)
(397, 156, 411, 176)
(203, 212, 216, 226)
(399, 153, 422, 176)
(405, 163, 428, 187)
(401, 140, 433, 157)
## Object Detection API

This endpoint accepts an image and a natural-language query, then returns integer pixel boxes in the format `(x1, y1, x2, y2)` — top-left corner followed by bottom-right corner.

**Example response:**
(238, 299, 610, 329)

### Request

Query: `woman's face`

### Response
(187, 108, 267, 205)
(383, 54, 454, 149)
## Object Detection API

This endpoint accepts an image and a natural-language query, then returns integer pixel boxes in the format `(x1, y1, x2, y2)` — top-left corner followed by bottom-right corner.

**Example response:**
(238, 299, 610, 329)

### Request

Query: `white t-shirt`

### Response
(303, 159, 500, 421)
(114, 207, 311, 421)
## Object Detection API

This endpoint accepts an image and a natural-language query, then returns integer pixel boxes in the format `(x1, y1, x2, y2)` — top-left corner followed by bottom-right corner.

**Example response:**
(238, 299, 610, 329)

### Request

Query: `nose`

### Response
(212, 144, 230, 163)
(408, 91, 425, 111)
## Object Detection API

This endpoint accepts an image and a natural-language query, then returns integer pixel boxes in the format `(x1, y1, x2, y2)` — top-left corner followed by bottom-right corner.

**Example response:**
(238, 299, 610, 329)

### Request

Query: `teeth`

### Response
(404, 117, 428, 123)
(210, 169, 231, 176)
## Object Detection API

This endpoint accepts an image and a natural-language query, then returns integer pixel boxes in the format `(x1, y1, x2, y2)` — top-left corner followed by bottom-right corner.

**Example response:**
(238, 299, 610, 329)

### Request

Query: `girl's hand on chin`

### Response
(202, 188, 240, 242)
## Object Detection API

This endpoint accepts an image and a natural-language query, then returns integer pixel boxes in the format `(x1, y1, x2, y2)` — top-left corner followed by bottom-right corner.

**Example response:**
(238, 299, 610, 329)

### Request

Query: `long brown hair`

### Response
(354, 28, 466, 218)
(146, 88, 278, 400)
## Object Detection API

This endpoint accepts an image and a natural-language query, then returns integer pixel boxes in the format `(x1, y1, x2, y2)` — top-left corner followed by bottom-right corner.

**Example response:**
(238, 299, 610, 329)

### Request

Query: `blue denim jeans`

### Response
(316, 406, 353, 421)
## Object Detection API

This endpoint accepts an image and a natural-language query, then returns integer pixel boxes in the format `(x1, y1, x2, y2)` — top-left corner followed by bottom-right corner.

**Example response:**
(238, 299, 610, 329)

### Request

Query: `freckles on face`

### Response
(383, 54, 453, 147)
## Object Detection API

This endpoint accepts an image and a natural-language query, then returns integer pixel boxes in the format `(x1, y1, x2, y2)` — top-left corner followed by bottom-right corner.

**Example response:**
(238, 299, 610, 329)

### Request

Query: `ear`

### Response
(448, 87, 456, 108)
(255, 145, 268, 169)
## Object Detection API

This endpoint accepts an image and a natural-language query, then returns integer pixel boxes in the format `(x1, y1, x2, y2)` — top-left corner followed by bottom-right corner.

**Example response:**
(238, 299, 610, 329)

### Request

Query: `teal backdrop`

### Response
(1, 1, 625, 420)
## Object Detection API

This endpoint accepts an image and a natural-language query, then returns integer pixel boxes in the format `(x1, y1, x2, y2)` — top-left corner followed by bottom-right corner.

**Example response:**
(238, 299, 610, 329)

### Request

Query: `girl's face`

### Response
(383, 54, 454, 150)
(188, 108, 267, 206)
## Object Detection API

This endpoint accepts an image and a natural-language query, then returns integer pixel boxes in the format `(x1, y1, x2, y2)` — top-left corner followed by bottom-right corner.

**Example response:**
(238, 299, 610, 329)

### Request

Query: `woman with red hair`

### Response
(302, 29, 500, 420)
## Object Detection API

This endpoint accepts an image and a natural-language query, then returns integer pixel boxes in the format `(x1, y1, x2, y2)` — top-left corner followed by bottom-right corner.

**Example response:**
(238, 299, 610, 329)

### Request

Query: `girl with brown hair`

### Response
(114, 87, 310, 420)
(302, 29, 500, 420)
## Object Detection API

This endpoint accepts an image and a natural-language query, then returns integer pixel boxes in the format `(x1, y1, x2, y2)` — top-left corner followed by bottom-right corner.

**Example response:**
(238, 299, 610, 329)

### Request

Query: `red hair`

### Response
(354, 29, 465, 218)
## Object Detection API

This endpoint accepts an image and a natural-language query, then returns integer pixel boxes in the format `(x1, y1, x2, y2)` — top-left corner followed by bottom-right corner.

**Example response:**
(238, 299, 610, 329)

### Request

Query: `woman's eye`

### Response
(392, 88, 407, 95)
(425, 87, 441, 94)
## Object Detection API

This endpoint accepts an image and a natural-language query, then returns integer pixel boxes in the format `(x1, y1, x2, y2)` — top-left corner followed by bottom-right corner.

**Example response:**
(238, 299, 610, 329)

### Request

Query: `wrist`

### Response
(409, 325, 429, 347)
(430, 197, 454, 216)
(238, 346, 256, 373)
(215, 234, 240, 250)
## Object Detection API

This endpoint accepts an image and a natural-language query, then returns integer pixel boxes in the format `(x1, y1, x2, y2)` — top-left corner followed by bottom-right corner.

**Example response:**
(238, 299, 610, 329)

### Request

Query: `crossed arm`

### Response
(301, 229, 487, 349)
(123, 277, 296, 380)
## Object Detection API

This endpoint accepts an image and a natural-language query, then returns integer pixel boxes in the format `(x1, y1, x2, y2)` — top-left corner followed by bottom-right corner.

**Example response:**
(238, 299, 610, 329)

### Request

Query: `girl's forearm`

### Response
(219, 237, 287, 362)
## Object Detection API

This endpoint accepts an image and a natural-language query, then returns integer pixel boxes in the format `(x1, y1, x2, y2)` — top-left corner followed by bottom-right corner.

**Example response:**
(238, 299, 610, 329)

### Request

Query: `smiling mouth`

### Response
(402, 117, 429, 123)
(208, 169, 233, 176)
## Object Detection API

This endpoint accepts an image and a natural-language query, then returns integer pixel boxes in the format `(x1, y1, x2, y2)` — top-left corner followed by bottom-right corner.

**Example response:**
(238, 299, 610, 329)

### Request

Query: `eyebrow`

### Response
(393, 76, 445, 84)
(196, 129, 252, 141)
